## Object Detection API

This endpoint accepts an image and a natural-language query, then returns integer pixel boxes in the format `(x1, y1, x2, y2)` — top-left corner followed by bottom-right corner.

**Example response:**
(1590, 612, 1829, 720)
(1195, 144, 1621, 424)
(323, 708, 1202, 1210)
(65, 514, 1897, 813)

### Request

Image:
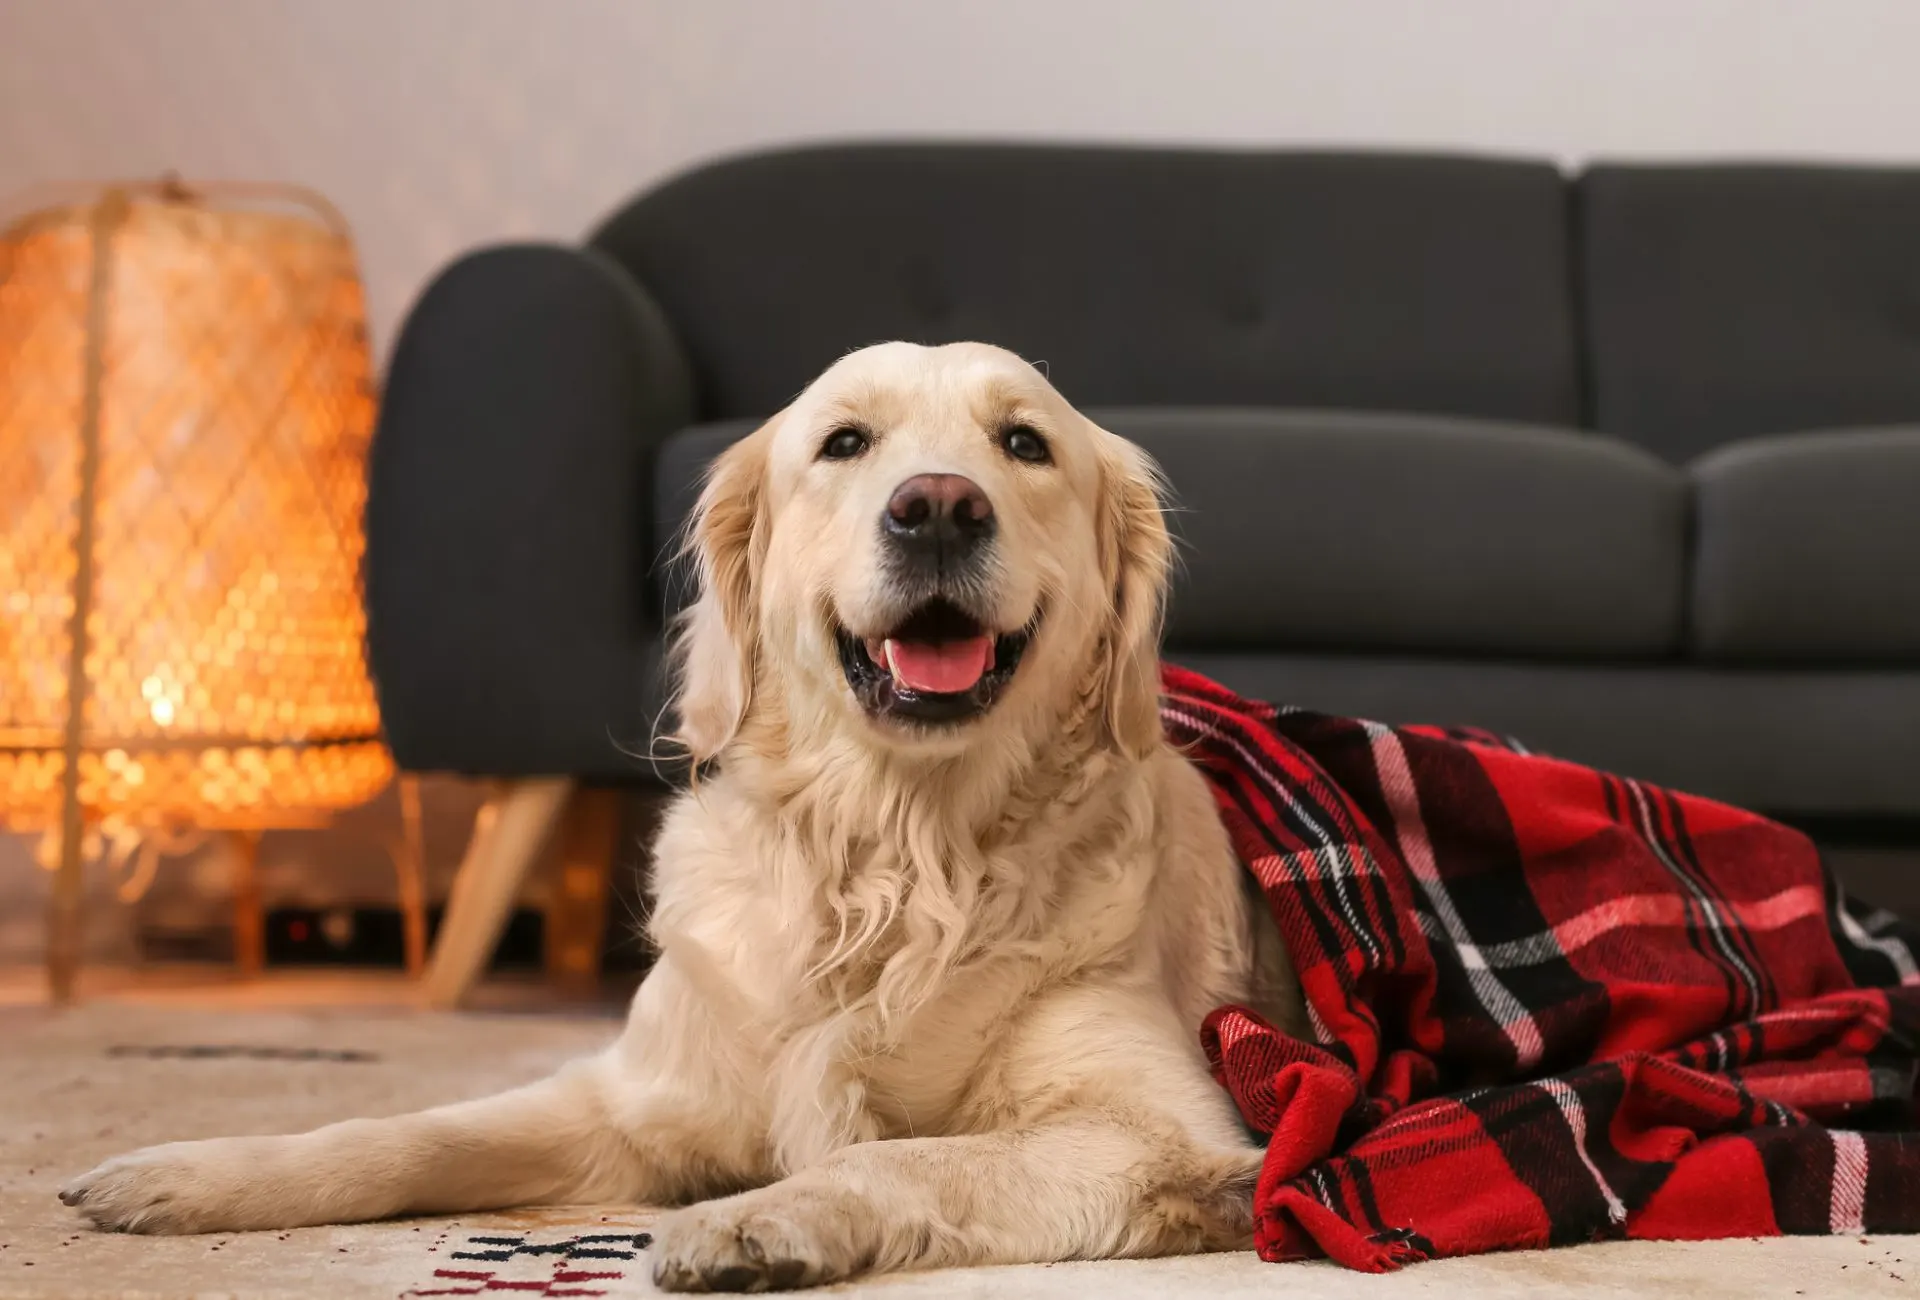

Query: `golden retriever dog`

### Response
(60, 341, 1308, 1291)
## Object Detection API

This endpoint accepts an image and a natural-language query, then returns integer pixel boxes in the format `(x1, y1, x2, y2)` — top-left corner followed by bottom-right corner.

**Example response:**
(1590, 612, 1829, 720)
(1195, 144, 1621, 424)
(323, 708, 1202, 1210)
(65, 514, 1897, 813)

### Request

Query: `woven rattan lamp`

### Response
(0, 180, 395, 1000)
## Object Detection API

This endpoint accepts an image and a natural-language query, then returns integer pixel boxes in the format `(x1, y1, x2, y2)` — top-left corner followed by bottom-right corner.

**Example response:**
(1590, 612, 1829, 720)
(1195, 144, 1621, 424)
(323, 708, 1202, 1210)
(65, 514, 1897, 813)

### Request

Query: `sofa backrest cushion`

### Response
(593, 143, 1580, 426)
(1581, 164, 1920, 460)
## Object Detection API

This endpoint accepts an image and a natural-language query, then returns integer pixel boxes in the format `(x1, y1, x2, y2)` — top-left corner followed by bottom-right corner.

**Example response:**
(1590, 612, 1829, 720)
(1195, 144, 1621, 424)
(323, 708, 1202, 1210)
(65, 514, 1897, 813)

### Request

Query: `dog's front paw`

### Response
(60, 1139, 273, 1234)
(650, 1183, 869, 1293)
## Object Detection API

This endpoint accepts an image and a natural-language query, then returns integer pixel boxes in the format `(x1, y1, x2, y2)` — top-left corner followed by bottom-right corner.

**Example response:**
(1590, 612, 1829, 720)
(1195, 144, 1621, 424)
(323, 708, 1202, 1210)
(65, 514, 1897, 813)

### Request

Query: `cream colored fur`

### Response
(60, 342, 1308, 1292)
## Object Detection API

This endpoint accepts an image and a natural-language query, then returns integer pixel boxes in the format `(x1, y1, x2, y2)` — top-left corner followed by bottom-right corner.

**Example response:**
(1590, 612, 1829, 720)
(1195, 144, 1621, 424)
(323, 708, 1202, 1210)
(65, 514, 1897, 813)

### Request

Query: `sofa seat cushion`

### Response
(1177, 651, 1920, 818)
(652, 418, 760, 617)
(1690, 426, 1920, 662)
(653, 411, 1687, 658)
(1096, 409, 1687, 657)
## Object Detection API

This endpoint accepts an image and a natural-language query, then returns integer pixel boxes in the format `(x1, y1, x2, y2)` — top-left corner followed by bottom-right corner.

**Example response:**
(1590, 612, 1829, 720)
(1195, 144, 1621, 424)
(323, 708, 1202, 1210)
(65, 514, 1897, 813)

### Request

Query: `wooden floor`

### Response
(0, 963, 636, 1015)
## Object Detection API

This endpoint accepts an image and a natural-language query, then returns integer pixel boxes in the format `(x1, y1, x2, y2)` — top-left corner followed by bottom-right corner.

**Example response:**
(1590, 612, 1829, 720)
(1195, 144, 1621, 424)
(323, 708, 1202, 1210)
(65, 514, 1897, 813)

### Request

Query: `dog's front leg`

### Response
(61, 1057, 642, 1233)
(649, 1107, 1262, 1292)
(61, 961, 760, 1234)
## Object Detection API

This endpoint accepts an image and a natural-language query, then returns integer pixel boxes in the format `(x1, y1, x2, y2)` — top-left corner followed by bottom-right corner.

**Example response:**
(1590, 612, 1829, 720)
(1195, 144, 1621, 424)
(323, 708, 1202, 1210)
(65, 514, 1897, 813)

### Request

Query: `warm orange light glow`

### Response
(0, 184, 393, 830)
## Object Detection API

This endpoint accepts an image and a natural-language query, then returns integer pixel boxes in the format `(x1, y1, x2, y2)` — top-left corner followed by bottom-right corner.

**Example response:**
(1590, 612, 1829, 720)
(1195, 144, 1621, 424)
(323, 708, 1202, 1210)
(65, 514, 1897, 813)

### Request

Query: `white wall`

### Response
(3, 0, 1918, 354)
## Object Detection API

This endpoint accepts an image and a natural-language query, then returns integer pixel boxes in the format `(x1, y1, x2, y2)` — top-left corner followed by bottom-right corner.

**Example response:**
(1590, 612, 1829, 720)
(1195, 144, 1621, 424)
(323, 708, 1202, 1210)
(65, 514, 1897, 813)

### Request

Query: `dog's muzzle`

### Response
(837, 475, 1035, 727)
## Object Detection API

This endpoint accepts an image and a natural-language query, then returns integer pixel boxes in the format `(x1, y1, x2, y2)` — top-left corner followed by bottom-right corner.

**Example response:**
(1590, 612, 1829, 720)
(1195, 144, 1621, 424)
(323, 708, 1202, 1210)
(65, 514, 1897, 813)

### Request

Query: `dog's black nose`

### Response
(883, 473, 995, 563)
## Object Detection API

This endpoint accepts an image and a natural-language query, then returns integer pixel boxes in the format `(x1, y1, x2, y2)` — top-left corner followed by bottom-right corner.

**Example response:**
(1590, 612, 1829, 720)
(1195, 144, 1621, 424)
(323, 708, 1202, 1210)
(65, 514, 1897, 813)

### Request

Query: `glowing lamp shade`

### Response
(0, 184, 392, 853)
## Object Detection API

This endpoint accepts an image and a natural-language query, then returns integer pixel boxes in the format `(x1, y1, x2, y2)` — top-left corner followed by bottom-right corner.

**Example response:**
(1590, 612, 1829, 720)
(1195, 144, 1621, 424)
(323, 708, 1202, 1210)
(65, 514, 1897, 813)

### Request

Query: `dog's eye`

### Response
(1002, 425, 1051, 465)
(820, 427, 870, 461)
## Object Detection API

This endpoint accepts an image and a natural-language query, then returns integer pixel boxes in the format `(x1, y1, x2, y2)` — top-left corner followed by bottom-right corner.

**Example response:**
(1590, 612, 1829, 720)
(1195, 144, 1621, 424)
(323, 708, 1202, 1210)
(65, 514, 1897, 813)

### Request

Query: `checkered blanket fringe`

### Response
(1162, 665, 1920, 1271)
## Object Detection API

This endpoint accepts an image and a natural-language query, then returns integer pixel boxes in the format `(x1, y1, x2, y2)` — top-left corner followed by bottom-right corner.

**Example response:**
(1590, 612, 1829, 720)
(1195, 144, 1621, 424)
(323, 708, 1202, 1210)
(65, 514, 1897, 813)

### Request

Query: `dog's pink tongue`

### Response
(883, 636, 993, 694)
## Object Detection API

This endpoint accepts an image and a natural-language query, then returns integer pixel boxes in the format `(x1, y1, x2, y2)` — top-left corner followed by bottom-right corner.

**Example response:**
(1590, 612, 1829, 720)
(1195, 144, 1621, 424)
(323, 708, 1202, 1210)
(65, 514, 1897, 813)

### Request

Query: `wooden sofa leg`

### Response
(227, 830, 265, 978)
(394, 775, 430, 978)
(421, 776, 574, 1009)
(544, 788, 623, 999)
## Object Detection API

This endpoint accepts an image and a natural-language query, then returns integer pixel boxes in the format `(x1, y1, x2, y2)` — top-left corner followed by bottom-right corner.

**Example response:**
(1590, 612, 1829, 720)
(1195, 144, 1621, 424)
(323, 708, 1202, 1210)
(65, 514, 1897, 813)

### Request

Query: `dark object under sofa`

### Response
(365, 142, 1920, 836)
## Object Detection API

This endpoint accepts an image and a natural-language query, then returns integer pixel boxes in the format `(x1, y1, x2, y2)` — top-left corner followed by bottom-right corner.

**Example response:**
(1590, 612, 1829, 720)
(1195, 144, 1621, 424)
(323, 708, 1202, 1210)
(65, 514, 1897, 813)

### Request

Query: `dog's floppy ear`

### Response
(1093, 427, 1173, 759)
(670, 414, 778, 763)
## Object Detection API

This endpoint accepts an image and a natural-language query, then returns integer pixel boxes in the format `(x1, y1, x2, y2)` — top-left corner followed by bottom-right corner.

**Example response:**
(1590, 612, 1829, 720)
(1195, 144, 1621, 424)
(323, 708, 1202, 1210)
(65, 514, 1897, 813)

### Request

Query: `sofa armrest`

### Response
(366, 243, 694, 778)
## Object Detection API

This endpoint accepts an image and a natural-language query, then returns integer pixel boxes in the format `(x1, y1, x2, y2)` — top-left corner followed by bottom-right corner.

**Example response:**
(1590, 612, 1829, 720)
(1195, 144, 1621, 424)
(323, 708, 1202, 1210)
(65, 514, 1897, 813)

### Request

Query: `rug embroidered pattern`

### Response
(402, 1229, 655, 1297)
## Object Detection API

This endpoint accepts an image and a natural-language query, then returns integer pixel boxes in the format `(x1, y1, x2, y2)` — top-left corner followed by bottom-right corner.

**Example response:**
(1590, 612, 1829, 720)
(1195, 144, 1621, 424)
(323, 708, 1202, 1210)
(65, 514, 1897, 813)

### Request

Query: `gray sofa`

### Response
(365, 143, 1920, 832)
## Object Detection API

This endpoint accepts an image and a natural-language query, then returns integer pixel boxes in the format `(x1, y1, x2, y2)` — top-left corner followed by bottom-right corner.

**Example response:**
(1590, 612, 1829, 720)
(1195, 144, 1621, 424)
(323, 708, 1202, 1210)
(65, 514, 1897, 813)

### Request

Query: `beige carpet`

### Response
(3, 1002, 1913, 1298)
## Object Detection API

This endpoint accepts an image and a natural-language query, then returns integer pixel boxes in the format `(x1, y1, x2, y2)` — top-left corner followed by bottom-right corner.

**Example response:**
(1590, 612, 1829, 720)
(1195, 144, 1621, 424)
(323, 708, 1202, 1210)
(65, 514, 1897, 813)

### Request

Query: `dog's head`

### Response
(671, 342, 1171, 766)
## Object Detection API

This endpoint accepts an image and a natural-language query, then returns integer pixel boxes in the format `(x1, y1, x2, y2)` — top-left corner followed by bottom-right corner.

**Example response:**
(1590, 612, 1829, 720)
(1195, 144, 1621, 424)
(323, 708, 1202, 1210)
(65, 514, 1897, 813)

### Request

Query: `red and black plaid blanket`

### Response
(1162, 664, 1920, 1270)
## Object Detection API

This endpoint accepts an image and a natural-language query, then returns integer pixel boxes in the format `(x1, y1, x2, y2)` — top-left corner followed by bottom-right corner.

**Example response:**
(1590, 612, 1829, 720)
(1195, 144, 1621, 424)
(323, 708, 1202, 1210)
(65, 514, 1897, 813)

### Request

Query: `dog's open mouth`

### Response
(835, 598, 1034, 726)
